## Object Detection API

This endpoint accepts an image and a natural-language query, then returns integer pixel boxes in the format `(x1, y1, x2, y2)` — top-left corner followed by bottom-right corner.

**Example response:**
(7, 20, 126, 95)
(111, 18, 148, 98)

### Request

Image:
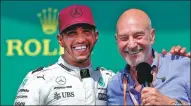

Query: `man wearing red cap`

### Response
(14, 4, 189, 105)
(14, 4, 115, 105)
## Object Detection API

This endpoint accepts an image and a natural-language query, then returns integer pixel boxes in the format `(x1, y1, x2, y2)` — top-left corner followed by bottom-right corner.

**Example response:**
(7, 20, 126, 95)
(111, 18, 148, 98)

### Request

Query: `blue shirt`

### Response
(107, 52, 190, 105)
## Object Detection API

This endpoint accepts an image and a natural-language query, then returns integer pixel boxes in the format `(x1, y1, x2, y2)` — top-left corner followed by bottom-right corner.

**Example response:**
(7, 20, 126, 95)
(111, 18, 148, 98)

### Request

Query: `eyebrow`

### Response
(62, 25, 94, 34)
(133, 31, 145, 35)
(117, 30, 145, 37)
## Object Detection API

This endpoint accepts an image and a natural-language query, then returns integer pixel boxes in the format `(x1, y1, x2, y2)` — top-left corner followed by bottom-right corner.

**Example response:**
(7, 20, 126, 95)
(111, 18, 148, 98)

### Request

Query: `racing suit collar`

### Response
(57, 56, 94, 78)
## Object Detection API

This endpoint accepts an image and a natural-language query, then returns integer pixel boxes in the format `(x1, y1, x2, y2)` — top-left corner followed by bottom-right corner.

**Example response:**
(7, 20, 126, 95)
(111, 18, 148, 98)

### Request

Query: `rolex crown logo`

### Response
(37, 8, 58, 35)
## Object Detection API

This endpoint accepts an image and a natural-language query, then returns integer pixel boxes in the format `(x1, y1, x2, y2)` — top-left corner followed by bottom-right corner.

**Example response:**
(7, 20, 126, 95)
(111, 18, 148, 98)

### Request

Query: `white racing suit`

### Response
(14, 56, 115, 105)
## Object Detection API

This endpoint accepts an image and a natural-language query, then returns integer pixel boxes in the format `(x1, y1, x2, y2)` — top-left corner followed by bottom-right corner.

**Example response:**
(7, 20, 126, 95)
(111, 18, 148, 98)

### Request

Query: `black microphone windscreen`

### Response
(136, 62, 153, 85)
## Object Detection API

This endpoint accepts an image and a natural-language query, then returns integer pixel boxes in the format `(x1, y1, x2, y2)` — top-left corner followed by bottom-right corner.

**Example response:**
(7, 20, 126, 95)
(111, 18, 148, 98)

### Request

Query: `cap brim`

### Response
(60, 21, 96, 33)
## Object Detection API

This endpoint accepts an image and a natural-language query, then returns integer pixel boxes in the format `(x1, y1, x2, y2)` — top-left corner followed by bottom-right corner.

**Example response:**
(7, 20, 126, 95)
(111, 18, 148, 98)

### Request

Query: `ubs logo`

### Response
(70, 7, 83, 18)
(55, 76, 66, 85)
(54, 92, 75, 100)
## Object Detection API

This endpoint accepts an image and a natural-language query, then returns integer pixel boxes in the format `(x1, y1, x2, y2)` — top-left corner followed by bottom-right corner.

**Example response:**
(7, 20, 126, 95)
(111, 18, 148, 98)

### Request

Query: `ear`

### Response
(115, 33, 118, 44)
(115, 33, 117, 40)
(94, 31, 99, 44)
(150, 28, 155, 45)
(57, 34, 64, 47)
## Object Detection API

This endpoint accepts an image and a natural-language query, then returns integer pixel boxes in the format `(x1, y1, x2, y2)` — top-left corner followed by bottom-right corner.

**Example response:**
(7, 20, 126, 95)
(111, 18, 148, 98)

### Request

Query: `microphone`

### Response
(136, 62, 153, 87)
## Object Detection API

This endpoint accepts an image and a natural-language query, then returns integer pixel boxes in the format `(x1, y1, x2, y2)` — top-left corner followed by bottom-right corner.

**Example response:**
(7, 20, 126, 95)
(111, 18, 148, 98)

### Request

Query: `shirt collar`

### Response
(121, 64, 135, 89)
(151, 49, 160, 70)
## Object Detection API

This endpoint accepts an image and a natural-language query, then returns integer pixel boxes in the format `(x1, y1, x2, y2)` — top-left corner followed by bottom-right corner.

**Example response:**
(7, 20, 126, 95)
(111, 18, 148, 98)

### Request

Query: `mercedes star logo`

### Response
(56, 76, 66, 85)
(70, 7, 83, 18)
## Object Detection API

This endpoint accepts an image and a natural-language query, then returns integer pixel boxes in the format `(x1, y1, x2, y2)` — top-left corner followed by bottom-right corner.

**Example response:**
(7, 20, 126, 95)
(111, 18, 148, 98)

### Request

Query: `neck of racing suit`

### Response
(57, 56, 96, 105)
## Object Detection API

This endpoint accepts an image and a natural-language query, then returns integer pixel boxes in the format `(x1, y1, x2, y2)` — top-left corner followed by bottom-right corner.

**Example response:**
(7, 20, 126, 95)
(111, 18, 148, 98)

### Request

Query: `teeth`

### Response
(126, 49, 143, 55)
(81, 46, 86, 49)
(74, 46, 87, 50)
(128, 50, 140, 55)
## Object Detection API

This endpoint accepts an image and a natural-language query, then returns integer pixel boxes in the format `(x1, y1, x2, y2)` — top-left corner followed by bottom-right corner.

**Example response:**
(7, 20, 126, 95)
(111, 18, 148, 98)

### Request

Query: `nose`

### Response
(76, 33, 86, 43)
(127, 37, 137, 49)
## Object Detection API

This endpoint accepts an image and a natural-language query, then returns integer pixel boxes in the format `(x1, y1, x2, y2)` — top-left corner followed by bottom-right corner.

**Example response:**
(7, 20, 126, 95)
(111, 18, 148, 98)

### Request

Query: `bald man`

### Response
(107, 9, 190, 105)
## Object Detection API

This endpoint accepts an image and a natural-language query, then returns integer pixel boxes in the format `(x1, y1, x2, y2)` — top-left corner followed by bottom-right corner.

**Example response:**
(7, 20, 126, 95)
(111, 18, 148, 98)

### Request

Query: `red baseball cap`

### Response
(58, 5, 96, 33)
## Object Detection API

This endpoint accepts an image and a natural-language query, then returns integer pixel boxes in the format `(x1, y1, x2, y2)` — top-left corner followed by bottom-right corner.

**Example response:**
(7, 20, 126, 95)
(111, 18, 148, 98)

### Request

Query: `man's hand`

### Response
(141, 87, 176, 105)
(162, 45, 190, 58)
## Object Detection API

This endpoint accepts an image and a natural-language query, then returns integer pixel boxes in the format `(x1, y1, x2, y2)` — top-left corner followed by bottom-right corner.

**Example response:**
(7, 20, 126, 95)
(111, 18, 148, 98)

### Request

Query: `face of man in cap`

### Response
(57, 5, 98, 67)
(57, 24, 98, 65)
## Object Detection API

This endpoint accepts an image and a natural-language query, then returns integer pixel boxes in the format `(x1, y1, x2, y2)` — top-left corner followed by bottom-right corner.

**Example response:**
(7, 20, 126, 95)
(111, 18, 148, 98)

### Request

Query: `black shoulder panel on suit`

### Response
(32, 67, 44, 74)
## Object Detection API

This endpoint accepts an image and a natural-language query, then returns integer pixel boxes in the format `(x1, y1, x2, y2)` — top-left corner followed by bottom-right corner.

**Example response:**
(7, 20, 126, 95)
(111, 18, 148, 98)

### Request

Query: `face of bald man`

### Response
(116, 9, 155, 66)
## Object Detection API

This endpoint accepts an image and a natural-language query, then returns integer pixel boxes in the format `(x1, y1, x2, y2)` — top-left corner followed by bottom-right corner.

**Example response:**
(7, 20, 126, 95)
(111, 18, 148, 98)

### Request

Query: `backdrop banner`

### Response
(1, 1, 190, 105)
